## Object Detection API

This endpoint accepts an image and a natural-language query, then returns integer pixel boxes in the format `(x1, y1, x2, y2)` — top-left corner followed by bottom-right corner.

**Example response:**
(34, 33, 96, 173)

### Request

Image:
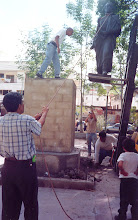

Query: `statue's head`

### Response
(104, 2, 114, 14)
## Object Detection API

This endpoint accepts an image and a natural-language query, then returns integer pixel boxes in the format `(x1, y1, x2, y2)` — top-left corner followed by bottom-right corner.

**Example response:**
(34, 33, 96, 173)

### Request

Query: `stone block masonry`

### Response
(24, 78, 80, 175)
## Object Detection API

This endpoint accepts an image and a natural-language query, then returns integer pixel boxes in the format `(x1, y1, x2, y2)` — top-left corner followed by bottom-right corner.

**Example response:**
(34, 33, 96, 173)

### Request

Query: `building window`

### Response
(3, 90, 8, 95)
(0, 90, 2, 94)
(0, 73, 4, 78)
(6, 75, 14, 83)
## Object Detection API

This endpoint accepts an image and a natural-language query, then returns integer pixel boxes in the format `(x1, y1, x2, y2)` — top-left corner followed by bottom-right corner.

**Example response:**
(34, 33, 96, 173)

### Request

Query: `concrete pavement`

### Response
(0, 139, 132, 219)
(0, 166, 132, 220)
(0, 184, 119, 220)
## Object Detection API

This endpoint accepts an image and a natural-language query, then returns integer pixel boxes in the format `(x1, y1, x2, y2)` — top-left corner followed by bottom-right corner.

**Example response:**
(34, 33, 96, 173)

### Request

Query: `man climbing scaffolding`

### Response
(36, 27, 73, 79)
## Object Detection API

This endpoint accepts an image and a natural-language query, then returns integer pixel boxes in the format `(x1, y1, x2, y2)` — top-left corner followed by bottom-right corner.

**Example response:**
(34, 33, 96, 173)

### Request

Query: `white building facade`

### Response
(0, 61, 25, 103)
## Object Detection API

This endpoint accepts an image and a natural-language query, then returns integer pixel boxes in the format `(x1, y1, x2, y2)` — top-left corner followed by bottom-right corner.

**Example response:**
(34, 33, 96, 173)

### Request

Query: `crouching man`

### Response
(95, 130, 117, 166)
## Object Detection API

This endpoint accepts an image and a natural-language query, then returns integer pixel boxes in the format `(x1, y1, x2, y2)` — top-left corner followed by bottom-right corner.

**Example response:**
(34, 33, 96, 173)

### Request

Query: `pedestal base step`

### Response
(36, 150, 80, 175)
(38, 176, 95, 191)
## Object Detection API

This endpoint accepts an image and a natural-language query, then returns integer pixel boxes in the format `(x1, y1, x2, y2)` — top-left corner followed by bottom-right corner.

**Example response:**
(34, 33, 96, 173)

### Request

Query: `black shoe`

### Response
(55, 76, 60, 78)
(36, 72, 43, 78)
(102, 71, 108, 76)
(114, 215, 126, 220)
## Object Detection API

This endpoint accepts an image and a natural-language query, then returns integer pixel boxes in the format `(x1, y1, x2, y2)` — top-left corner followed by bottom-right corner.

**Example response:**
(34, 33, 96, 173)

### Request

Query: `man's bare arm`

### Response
(92, 111, 97, 121)
(38, 106, 49, 127)
(134, 167, 138, 176)
(85, 116, 89, 123)
(55, 35, 60, 53)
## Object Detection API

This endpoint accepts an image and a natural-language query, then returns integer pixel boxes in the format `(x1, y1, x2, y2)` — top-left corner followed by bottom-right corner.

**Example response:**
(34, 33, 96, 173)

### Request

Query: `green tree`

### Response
(66, 0, 95, 81)
(130, 106, 138, 126)
(16, 24, 51, 78)
(66, 0, 95, 132)
(16, 24, 76, 78)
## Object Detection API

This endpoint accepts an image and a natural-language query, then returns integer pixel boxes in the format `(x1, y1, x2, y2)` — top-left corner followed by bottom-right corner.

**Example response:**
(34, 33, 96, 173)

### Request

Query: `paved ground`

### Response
(0, 139, 132, 220)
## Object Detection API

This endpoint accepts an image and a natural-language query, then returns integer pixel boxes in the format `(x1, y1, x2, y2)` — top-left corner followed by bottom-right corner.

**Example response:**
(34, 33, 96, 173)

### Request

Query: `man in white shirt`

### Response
(115, 138, 138, 220)
(36, 27, 73, 78)
(95, 130, 117, 165)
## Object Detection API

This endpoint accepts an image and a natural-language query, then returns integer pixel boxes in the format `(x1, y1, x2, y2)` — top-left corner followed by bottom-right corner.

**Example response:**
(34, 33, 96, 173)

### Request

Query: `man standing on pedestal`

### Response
(85, 110, 97, 157)
(36, 27, 73, 79)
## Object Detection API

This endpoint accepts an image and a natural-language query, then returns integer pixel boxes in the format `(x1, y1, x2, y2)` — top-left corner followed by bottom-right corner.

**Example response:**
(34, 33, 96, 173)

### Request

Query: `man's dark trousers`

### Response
(99, 148, 112, 164)
(118, 178, 138, 220)
(1, 159, 38, 220)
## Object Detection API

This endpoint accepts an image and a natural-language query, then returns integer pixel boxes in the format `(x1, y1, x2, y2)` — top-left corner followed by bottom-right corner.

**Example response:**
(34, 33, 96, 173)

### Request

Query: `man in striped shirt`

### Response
(0, 92, 49, 220)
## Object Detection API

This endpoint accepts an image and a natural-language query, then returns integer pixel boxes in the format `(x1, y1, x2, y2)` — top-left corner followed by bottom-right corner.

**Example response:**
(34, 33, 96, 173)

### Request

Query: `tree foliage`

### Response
(97, 0, 137, 50)
(97, 0, 137, 26)
(130, 106, 138, 126)
(66, 0, 95, 44)
(16, 24, 51, 78)
(66, 0, 95, 93)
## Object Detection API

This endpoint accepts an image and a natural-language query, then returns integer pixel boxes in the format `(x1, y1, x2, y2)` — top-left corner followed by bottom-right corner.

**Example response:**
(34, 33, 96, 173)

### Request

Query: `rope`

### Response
(91, 13, 111, 44)
(45, 13, 112, 108)
(93, 166, 114, 220)
(37, 12, 112, 220)
(46, 15, 112, 108)
(106, 192, 114, 220)
(39, 137, 74, 220)
(36, 26, 90, 220)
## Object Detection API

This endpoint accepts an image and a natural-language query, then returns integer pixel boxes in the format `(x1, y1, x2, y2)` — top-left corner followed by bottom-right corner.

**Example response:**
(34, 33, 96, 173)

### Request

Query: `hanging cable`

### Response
(39, 137, 74, 220)
(37, 13, 112, 220)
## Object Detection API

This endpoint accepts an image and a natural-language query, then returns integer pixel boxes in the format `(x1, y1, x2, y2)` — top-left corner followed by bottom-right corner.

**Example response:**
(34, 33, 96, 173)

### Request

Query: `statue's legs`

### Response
(101, 38, 114, 75)
(96, 48, 103, 75)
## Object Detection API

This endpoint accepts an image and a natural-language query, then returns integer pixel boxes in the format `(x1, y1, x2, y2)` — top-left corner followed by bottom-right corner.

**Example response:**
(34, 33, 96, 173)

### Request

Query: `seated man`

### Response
(95, 130, 117, 166)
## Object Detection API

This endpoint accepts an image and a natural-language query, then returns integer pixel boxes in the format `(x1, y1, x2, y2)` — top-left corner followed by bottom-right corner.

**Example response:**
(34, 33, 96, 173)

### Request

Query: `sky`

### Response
(0, 0, 97, 61)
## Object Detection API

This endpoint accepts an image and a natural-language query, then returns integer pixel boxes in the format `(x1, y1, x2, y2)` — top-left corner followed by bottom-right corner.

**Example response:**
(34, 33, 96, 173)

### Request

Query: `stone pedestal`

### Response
(36, 151, 80, 175)
(24, 78, 80, 175)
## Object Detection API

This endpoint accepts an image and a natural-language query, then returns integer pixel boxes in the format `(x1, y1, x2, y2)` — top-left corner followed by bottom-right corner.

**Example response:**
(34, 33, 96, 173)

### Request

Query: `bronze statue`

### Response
(91, 2, 121, 76)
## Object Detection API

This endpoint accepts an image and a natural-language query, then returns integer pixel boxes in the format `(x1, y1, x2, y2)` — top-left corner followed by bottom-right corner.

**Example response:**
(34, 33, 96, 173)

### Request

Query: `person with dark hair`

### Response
(85, 110, 97, 157)
(2, 92, 23, 112)
(99, 130, 106, 138)
(95, 130, 117, 165)
(91, 2, 121, 75)
(0, 92, 49, 220)
(115, 138, 138, 220)
(36, 27, 73, 79)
